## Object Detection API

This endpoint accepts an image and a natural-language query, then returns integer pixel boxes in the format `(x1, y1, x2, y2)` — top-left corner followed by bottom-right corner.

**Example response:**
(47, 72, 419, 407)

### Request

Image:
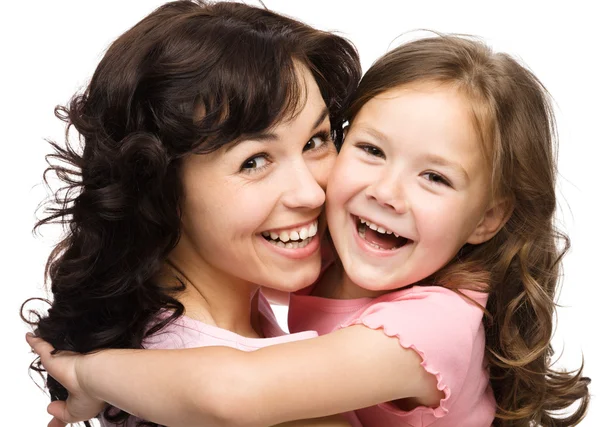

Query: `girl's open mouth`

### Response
(355, 216, 411, 250)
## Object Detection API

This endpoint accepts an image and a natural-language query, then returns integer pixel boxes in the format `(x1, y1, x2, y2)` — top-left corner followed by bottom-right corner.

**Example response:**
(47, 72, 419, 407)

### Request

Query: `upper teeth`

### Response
(359, 217, 399, 238)
(261, 220, 318, 242)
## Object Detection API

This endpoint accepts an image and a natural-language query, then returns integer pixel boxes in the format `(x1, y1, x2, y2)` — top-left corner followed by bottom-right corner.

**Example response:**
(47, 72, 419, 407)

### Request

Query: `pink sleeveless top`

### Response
(100, 290, 317, 426)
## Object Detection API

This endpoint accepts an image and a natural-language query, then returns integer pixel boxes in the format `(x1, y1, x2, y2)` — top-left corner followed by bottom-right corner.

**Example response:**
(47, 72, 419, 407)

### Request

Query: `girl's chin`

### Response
(345, 267, 415, 294)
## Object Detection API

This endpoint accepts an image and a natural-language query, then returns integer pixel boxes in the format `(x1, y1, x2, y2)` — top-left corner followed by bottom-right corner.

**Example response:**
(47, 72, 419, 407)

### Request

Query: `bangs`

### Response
(107, 2, 360, 158)
(188, 26, 308, 153)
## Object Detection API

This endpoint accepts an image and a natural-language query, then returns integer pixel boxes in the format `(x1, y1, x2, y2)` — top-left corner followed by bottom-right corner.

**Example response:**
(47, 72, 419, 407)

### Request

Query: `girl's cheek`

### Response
(310, 151, 338, 189)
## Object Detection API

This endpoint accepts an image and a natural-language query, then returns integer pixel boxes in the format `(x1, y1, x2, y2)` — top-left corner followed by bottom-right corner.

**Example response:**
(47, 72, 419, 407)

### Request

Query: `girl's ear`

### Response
(467, 198, 513, 245)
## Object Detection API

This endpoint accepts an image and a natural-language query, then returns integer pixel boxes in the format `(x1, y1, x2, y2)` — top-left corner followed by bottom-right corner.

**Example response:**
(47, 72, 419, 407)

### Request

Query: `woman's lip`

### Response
(259, 231, 321, 260)
(260, 216, 320, 235)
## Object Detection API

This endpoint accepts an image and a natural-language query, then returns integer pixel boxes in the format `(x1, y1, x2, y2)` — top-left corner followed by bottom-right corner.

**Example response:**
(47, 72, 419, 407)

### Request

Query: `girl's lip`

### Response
(351, 214, 410, 257)
(353, 214, 395, 236)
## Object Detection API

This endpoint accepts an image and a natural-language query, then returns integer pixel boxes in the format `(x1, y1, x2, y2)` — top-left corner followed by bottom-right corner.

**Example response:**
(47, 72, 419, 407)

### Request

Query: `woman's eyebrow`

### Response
(228, 106, 329, 150)
(311, 106, 329, 131)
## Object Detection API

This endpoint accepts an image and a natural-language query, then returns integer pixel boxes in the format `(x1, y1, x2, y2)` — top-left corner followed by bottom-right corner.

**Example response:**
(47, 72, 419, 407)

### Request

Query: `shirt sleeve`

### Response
(339, 287, 485, 421)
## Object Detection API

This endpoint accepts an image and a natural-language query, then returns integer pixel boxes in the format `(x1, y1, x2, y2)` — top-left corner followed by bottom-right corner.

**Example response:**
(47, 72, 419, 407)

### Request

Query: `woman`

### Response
(22, 1, 361, 425)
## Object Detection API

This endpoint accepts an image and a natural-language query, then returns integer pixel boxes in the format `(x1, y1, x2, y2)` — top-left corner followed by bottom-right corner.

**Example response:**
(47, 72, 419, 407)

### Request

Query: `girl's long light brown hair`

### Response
(348, 35, 590, 426)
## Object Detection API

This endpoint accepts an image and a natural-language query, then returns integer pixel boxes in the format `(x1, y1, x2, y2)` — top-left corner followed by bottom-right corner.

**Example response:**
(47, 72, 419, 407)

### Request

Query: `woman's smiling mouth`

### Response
(261, 219, 319, 249)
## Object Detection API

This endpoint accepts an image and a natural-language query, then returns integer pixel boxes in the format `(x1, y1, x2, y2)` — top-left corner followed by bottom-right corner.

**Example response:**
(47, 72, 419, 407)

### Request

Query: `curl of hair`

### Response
(22, 1, 360, 426)
(348, 35, 590, 426)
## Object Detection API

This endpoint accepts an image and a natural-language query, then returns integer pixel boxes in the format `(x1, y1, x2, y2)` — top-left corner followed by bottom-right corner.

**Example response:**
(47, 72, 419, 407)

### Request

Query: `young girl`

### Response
(29, 35, 591, 426)
(22, 1, 361, 426)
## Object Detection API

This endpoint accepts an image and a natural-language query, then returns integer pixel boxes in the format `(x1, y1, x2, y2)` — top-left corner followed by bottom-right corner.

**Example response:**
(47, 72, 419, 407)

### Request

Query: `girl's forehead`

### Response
(354, 82, 471, 129)
(373, 80, 459, 101)
(348, 82, 490, 174)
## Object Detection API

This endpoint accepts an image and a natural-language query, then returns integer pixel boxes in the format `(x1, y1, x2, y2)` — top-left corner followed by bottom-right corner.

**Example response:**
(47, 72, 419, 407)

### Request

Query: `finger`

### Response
(48, 417, 67, 427)
(47, 401, 76, 424)
(26, 333, 56, 356)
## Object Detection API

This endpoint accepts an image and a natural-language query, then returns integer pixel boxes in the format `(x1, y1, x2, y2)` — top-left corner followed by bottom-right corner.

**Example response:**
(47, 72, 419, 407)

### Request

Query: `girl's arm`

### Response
(28, 326, 440, 427)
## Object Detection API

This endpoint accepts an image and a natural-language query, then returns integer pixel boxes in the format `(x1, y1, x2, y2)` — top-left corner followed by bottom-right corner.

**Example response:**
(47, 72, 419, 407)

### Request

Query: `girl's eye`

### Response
(240, 154, 269, 173)
(358, 143, 385, 158)
(303, 131, 331, 152)
(423, 172, 451, 187)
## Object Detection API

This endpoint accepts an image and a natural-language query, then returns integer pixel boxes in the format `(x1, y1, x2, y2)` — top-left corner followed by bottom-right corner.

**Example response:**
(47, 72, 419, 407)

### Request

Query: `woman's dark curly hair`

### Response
(21, 1, 361, 425)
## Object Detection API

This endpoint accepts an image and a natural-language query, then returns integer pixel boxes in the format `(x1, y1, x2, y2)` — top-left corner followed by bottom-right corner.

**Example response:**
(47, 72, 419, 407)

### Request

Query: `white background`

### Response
(2, 1, 598, 425)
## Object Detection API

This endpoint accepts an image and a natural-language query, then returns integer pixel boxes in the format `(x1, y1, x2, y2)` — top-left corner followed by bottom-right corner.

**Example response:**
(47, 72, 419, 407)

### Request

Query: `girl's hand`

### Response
(26, 333, 106, 425)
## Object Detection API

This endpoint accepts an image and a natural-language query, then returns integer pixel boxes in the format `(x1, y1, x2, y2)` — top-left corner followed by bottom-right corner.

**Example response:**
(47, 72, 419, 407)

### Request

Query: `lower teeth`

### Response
(357, 222, 400, 250)
(358, 223, 366, 239)
(266, 236, 312, 249)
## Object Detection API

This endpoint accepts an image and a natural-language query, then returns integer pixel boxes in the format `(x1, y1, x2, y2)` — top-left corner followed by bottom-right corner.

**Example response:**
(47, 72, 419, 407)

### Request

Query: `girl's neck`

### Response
(314, 261, 385, 300)
(163, 248, 262, 339)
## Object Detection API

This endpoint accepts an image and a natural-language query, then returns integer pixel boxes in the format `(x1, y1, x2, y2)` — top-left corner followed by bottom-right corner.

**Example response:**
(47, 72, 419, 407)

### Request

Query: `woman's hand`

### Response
(26, 333, 106, 426)
(274, 415, 354, 426)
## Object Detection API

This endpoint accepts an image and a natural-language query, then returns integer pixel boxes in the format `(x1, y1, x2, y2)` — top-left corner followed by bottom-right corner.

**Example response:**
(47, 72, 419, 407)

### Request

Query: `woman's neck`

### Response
(163, 247, 262, 339)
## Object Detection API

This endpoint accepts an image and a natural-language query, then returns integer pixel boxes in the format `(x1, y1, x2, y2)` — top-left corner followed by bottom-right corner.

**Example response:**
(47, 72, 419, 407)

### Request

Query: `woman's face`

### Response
(176, 64, 336, 292)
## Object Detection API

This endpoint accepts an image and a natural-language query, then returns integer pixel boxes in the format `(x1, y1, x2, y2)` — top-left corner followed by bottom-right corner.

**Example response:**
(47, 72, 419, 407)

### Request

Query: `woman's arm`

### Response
(275, 416, 352, 426)
(28, 326, 440, 426)
(42, 416, 353, 427)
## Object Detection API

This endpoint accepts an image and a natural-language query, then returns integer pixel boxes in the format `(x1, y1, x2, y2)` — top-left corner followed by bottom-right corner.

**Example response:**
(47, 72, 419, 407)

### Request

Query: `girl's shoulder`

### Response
(373, 284, 488, 312)
(343, 285, 488, 345)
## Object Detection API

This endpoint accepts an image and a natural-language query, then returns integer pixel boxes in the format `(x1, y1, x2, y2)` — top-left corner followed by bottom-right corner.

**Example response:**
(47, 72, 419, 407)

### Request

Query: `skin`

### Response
(168, 63, 337, 337)
(320, 81, 508, 299)
(29, 64, 349, 427)
(28, 81, 512, 427)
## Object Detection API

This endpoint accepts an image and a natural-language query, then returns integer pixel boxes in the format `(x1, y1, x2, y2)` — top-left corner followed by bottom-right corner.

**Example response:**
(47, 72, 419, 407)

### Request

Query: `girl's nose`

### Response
(364, 172, 409, 214)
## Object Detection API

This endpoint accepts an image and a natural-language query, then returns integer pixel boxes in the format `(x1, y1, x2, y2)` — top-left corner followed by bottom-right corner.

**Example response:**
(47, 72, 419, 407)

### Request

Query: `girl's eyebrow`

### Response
(349, 125, 389, 144)
(350, 125, 470, 181)
(227, 106, 329, 150)
(422, 153, 470, 181)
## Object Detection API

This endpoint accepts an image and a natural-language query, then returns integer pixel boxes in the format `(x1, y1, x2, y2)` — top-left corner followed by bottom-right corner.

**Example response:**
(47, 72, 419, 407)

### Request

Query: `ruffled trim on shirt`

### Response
(340, 316, 451, 419)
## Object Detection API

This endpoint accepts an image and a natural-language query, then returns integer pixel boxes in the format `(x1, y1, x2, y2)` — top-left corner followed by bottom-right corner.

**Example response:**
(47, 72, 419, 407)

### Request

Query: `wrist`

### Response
(75, 350, 103, 399)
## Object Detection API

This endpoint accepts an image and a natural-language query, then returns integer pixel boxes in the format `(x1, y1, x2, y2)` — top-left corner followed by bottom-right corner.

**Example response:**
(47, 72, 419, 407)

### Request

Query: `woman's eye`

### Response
(241, 155, 268, 172)
(358, 144, 384, 158)
(423, 172, 451, 187)
(303, 133, 329, 152)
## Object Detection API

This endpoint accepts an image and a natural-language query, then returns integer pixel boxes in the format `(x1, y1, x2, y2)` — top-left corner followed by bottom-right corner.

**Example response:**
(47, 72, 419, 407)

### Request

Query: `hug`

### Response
(24, 1, 590, 426)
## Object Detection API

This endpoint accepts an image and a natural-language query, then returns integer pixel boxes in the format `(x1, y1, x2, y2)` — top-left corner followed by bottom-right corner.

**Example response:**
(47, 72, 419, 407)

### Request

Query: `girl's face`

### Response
(177, 64, 336, 292)
(327, 82, 496, 292)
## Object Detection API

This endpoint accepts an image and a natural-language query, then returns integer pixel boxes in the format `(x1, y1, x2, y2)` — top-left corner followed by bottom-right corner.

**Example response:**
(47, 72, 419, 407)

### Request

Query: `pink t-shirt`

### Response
(100, 290, 317, 427)
(289, 285, 496, 427)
